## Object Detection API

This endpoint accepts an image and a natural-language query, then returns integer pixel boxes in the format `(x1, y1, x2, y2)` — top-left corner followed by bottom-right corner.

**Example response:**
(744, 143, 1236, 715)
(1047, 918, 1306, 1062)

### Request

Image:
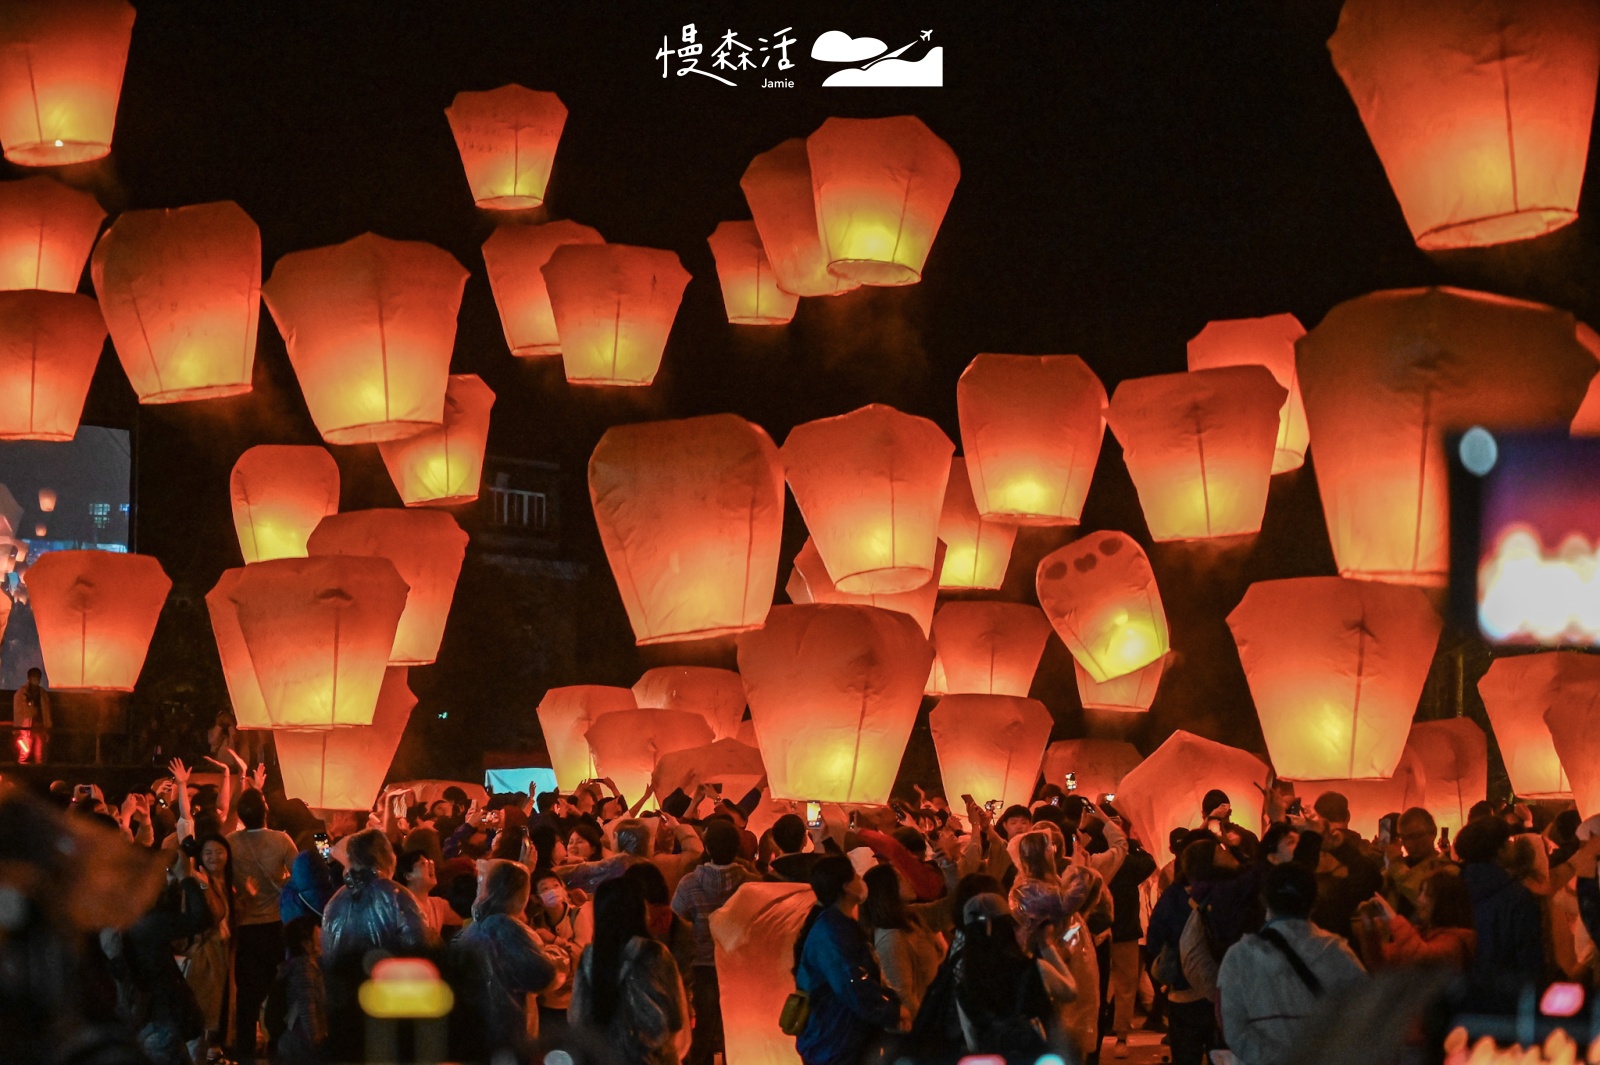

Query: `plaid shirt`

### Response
(671, 861, 758, 966)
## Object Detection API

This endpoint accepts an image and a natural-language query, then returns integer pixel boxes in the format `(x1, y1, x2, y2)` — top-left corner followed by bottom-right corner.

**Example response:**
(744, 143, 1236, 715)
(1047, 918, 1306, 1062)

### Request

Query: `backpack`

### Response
(1179, 903, 1222, 999)
(1151, 939, 1184, 988)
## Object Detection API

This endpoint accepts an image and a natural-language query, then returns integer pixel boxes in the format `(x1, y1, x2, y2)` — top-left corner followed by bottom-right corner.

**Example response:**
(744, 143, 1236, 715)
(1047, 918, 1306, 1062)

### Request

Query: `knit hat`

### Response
(1201, 789, 1231, 817)
(1313, 791, 1351, 824)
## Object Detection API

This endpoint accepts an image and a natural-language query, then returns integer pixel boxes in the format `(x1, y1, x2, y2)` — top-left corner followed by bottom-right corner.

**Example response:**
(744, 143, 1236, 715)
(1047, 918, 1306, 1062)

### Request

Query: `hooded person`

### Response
(1202, 789, 1259, 858)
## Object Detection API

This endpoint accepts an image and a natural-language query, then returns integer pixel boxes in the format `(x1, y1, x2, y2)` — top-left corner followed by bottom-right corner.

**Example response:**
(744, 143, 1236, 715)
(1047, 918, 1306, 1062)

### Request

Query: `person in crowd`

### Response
(279, 837, 336, 925)
(1308, 792, 1382, 944)
(861, 863, 946, 1021)
(1454, 817, 1543, 1004)
(396, 849, 462, 941)
(182, 834, 235, 1065)
(623, 861, 698, 1008)
(1104, 822, 1158, 1059)
(105, 865, 213, 1065)
(766, 813, 822, 883)
(565, 820, 606, 863)
(671, 819, 759, 1065)
(226, 787, 297, 1064)
(791, 855, 903, 1065)
(563, 817, 656, 892)
(571, 875, 692, 1065)
(1201, 788, 1259, 857)
(856, 818, 946, 902)
(527, 823, 562, 873)
(948, 893, 1058, 1059)
(268, 915, 325, 1064)
(649, 808, 709, 892)
(530, 868, 586, 1037)
(1382, 807, 1458, 917)
(1356, 871, 1476, 971)
(13, 666, 50, 764)
(1148, 839, 1220, 1065)
(452, 859, 560, 1050)
(206, 713, 238, 764)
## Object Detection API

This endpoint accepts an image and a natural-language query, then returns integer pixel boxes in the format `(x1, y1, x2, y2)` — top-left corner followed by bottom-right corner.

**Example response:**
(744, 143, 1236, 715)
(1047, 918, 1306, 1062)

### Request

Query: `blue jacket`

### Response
(280, 849, 337, 924)
(1147, 881, 1193, 992)
(795, 906, 900, 1065)
(1461, 861, 1542, 1001)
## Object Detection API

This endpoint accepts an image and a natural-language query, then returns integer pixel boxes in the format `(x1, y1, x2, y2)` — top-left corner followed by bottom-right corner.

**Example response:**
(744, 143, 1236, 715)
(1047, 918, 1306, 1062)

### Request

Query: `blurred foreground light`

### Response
(1459, 426, 1498, 477)
(359, 957, 453, 1019)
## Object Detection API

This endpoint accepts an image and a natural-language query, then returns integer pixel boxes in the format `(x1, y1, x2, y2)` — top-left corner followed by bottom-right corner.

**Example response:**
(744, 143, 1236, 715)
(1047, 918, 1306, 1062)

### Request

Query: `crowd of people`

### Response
(10, 758, 1600, 1065)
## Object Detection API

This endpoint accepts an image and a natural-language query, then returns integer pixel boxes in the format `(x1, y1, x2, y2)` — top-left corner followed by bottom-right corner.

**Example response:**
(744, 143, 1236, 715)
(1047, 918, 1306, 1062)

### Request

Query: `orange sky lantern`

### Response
(1297, 287, 1595, 587)
(0, 176, 104, 291)
(738, 603, 933, 804)
(1186, 314, 1308, 474)
(307, 509, 467, 667)
(230, 556, 409, 729)
(957, 354, 1107, 525)
(0, 0, 135, 166)
(585, 708, 715, 804)
(541, 243, 689, 386)
(1107, 366, 1286, 541)
(937, 458, 1017, 591)
(1037, 530, 1169, 683)
(481, 220, 604, 356)
(1229, 577, 1442, 781)
(229, 445, 340, 564)
(1404, 717, 1488, 839)
(652, 739, 765, 810)
(1075, 652, 1167, 713)
(277, 667, 415, 811)
(444, 85, 566, 210)
(1117, 730, 1270, 868)
(711, 883, 816, 1065)
(783, 404, 952, 595)
(786, 537, 943, 638)
(36, 488, 54, 512)
(930, 694, 1052, 811)
(262, 233, 467, 444)
(1478, 652, 1592, 799)
(0, 290, 105, 441)
(708, 220, 797, 326)
(1544, 677, 1600, 818)
(590, 414, 783, 645)
(91, 201, 260, 404)
(1291, 744, 1428, 839)
(1041, 739, 1143, 802)
(805, 116, 959, 286)
(205, 568, 270, 729)
(929, 601, 1052, 697)
(376, 373, 494, 508)
(25, 550, 169, 690)
(536, 685, 637, 791)
(1329, 0, 1600, 250)
(633, 666, 747, 742)
(740, 138, 859, 298)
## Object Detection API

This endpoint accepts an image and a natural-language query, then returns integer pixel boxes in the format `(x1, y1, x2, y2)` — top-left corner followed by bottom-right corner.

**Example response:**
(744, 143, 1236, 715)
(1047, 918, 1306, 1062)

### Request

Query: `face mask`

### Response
(540, 889, 566, 908)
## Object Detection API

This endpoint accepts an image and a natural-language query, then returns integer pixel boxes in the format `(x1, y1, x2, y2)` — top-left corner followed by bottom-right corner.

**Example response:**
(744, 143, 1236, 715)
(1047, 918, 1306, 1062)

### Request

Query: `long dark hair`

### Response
(1421, 870, 1475, 932)
(195, 832, 236, 924)
(792, 855, 858, 974)
(861, 864, 910, 931)
(588, 876, 651, 1026)
(954, 911, 1030, 1025)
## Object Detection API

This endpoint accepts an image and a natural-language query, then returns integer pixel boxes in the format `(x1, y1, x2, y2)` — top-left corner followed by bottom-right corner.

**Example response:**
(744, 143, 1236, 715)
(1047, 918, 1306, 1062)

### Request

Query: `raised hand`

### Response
(168, 758, 190, 786)
(250, 764, 267, 792)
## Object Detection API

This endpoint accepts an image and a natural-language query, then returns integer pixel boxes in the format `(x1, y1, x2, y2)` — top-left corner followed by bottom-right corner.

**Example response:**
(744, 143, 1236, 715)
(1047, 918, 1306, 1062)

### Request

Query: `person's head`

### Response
(589, 876, 652, 1024)
(428, 799, 454, 822)
(1057, 795, 1090, 828)
(1168, 827, 1192, 866)
(1466, 800, 1497, 824)
(534, 870, 567, 912)
(1262, 861, 1317, 920)
(442, 786, 469, 810)
(284, 914, 321, 958)
(1397, 807, 1438, 859)
(612, 818, 651, 858)
(1313, 791, 1351, 830)
(1551, 809, 1583, 847)
(861, 864, 910, 930)
(704, 819, 742, 866)
(998, 805, 1032, 839)
(214, 711, 234, 729)
(1016, 830, 1057, 880)
(890, 825, 927, 860)
(1180, 836, 1239, 884)
(395, 850, 436, 895)
(401, 826, 443, 867)
(928, 822, 963, 862)
(809, 854, 865, 911)
(236, 788, 268, 831)
(566, 821, 603, 861)
(1417, 870, 1475, 931)
(771, 814, 807, 856)
(198, 833, 232, 884)
(960, 891, 1014, 934)
(1452, 817, 1513, 865)
(25, 667, 40, 686)
(953, 873, 1003, 920)
(473, 859, 531, 922)
(527, 824, 560, 870)
(444, 872, 477, 921)
(1202, 789, 1232, 822)
(344, 828, 397, 880)
(489, 824, 526, 862)
(1259, 822, 1301, 865)
(620, 861, 675, 938)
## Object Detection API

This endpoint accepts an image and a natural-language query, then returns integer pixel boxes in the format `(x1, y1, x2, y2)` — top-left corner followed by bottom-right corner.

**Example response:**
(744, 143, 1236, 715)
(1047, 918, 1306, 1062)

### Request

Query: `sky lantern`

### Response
(307, 509, 468, 667)
(91, 201, 261, 404)
(0, 290, 105, 441)
(584, 708, 715, 804)
(707, 220, 797, 325)
(937, 458, 1017, 591)
(205, 568, 271, 729)
(1228, 577, 1442, 781)
(1036, 530, 1169, 683)
(929, 601, 1052, 697)
(590, 414, 783, 645)
(805, 115, 960, 286)
(1041, 739, 1143, 802)
(956, 354, 1107, 525)
(1478, 653, 1593, 799)
(633, 666, 747, 742)
(711, 882, 815, 1065)
(24, 550, 168, 691)
(277, 667, 415, 811)
(1297, 287, 1595, 587)
(930, 694, 1052, 810)
(444, 85, 566, 210)
(1075, 652, 1167, 713)
(1186, 314, 1309, 474)
(229, 445, 340, 564)
(652, 739, 765, 809)
(36, 488, 54, 513)
(740, 138, 859, 298)
(737, 604, 934, 804)
(536, 685, 636, 791)
(1291, 745, 1428, 839)
(230, 556, 409, 729)
(786, 537, 943, 638)
(262, 233, 467, 444)
(1328, 0, 1600, 250)
(1404, 718, 1488, 839)
(0, 0, 135, 166)
(481, 220, 604, 356)
(541, 243, 689, 386)
(376, 373, 494, 508)
(1106, 366, 1287, 541)
(0, 176, 104, 291)
(1544, 681, 1600, 818)
(1117, 731, 1271, 868)
(783, 404, 953, 595)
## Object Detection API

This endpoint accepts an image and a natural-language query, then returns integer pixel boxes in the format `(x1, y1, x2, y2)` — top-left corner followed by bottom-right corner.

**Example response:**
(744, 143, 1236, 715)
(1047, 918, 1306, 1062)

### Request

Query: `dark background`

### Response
(24, 0, 1600, 792)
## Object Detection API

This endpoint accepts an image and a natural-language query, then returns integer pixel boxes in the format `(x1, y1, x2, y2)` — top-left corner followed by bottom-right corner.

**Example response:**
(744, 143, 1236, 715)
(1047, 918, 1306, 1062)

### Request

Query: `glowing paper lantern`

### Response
(1297, 287, 1595, 586)
(1404, 718, 1488, 839)
(1544, 681, 1600, 818)
(1036, 531, 1169, 683)
(1074, 653, 1167, 713)
(633, 666, 747, 742)
(229, 445, 340, 564)
(584, 708, 715, 804)
(785, 538, 944, 638)
(1106, 366, 1287, 541)
(651, 738, 766, 802)
(307, 509, 468, 667)
(0, 0, 135, 165)
(929, 602, 1052, 697)
(1227, 577, 1442, 781)
(1291, 744, 1429, 839)
(536, 685, 636, 791)
(1040, 739, 1143, 802)
(783, 405, 953, 595)
(277, 667, 416, 811)
(481, 220, 604, 356)
(1478, 653, 1593, 799)
(805, 116, 960, 286)
(590, 414, 783, 644)
(541, 243, 689, 386)
(936, 458, 1017, 591)
(711, 882, 814, 1065)
(91, 201, 261, 404)
(376, 374, 494, 507)
(1117, 731, 1270, 868)
(24, 550, 169, 691)
(708, 221, 797, 325)
(740, 138, 859, 298)
(35, 488, 53, 513)
(0, 290, 105, 440)
(737, 604, 934, 804)
(1328, 0, 1600, 250)
(956, 354, 1107, 525)
(444, 86, 566, 210)
(0, 588, 10, 644)
(930, 694, 1052, 811)
(1186, 315, 1308, 474)
(262, 233, 467, 444)
(0, 176, 104, 291)
(205, 568, 270, 729)
(230, 556, 409, 729)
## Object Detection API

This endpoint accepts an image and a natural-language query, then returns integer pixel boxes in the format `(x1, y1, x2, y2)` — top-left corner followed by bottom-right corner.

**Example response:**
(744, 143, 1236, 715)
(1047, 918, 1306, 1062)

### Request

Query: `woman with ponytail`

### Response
(570, 876, 691, 1065)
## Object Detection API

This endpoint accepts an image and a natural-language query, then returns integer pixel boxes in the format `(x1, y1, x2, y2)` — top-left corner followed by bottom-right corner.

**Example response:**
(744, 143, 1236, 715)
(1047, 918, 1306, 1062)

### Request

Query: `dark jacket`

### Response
(1109, 843, 1158, 942)
(111, 876, 212, 1037)
(795, 906, 901, 1065)
(452, 914, 559, 1050)
(1310, 832, 1382, 943)
(1461, 861, 1542, 1002)
(280, 849, 337, 923)
(769, 852, 822, 884)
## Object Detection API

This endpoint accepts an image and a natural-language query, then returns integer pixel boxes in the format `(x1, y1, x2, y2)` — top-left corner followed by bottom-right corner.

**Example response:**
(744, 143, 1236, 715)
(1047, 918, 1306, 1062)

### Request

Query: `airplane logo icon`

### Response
(920, 30, 932, 41)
